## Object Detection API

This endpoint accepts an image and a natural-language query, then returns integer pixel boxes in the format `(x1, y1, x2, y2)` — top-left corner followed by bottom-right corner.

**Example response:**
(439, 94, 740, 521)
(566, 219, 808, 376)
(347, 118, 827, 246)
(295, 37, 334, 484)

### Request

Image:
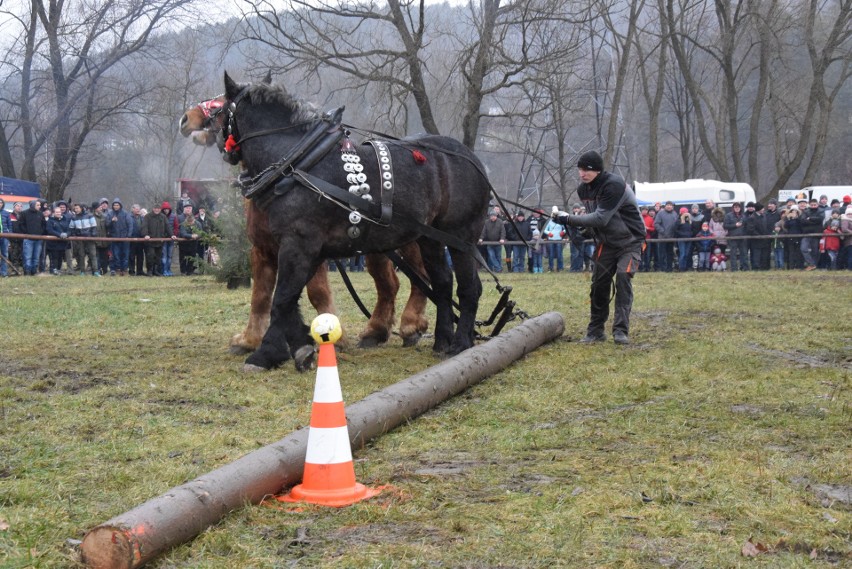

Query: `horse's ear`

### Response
(224, 72, 239, 99)
(262, 71, 272, 85)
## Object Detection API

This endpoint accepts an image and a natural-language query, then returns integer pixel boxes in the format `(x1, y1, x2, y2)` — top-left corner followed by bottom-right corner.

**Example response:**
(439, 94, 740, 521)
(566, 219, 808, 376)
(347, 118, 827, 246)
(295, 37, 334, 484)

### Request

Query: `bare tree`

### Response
(630, 0, 670, 181)
(597, 0, 644, 169)
(665, 0, 851, 196)
(0, 0, 196, 202)
(238, 0, 587, 150)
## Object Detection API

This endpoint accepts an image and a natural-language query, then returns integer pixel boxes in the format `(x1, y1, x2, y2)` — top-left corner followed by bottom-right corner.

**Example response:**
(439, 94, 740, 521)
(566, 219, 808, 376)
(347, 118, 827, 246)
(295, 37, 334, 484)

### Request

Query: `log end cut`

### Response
(81, 525, 142, 569)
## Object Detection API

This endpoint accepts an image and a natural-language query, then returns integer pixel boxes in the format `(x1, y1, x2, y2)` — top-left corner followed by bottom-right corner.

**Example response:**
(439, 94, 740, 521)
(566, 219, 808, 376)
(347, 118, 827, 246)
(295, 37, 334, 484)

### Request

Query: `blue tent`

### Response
(0, 177, 41, 210)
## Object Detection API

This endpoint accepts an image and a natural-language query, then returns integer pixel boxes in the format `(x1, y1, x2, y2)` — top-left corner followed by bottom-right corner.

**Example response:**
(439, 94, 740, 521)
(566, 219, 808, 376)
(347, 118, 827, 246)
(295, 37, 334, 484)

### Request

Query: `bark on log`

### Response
(81, 312, 565, 569)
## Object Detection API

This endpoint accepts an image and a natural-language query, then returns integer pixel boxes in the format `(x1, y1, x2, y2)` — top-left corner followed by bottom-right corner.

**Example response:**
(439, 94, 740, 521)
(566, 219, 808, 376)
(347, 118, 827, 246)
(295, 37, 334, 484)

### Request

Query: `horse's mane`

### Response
(247, 83, 320, 130)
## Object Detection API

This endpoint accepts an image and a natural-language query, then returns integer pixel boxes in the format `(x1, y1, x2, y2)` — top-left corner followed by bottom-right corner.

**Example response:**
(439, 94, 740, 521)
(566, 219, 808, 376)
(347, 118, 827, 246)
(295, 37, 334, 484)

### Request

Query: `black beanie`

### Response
(577, 151, 604, 172)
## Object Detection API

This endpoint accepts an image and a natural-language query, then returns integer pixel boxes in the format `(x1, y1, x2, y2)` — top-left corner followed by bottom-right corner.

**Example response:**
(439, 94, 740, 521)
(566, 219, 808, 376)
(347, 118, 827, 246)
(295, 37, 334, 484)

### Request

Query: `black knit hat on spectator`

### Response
(754, 202, 764, 211)
(577, 151, 604, 172)
(746, 202, 755, 209)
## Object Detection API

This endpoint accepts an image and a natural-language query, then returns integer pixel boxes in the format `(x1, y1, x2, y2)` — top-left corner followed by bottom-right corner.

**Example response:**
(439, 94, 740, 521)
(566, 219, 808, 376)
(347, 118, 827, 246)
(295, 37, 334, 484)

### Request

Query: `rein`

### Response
(195, 87, 526, 338)
(235, 108, 345, 200)
(220, 93, 511, 305)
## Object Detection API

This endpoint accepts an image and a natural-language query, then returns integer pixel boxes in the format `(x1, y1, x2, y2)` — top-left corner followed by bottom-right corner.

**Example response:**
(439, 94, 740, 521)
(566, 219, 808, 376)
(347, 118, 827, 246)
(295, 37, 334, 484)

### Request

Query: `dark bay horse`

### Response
(179, 93, 429, 359)
(209, 72, 490, 371)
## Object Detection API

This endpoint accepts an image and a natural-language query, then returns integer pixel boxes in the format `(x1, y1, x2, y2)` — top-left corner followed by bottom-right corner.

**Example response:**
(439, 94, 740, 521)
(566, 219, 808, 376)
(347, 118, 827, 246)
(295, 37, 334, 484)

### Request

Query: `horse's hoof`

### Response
(401, 332, 422, 348)
(245, 350, 283, 370)
(357, 335, 383, 349)
(229, 344, 254, 356)
(448, 336, 475, 356)
(294, 345, 317, 372)
(243, 363, 268, 373)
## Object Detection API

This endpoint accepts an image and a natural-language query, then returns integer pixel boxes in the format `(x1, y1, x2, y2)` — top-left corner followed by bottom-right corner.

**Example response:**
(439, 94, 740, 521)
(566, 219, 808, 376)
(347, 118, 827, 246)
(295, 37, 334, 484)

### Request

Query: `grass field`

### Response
(0, 270, 849, 568)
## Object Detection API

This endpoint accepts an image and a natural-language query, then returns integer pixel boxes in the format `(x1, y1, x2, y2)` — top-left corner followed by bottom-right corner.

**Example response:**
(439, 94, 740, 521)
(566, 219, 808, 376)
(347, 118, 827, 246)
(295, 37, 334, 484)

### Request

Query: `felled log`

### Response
(81, 312, 565, 569)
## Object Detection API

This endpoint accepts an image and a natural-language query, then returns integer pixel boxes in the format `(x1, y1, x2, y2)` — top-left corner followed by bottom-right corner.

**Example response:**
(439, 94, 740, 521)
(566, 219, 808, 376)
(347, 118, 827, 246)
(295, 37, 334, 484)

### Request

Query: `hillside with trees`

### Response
(0, 0, 849, 208)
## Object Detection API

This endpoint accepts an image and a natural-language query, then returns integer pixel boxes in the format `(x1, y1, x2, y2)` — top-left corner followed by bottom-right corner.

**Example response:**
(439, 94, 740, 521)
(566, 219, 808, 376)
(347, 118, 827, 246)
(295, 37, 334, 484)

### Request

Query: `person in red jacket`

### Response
(821, 219, 841, 270)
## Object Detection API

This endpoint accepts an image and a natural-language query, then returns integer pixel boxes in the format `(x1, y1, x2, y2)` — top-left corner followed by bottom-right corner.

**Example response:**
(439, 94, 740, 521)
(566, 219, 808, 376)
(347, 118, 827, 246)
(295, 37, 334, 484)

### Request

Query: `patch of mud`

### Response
(791, 477, 852, 510)
(411, 457, 494, 477)
(635, 309, 709, 335)
(404, 452, 497, 478)
(729, 403, 764, 415)
(327, 522, 458, 546)
(538, 397, 668, 428)
(627, 537, 685, 568)
(636, 310, 670, 328)
(746, 343, 852, 371)
(0, 359, 118, 394)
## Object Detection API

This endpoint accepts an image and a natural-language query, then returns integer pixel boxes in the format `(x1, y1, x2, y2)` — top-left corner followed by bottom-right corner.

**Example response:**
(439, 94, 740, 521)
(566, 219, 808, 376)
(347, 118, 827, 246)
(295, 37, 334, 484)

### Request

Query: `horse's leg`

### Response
(229, 244, 274, 355)
(358, 253, 398, 348)
(418, 238, 454, 354)
(244, 245, 319, 372)
(447, 248, 482, 355)
(305, 262, 349, 347)
(397, 242, 429, 347)
(305, 262, 336, 314)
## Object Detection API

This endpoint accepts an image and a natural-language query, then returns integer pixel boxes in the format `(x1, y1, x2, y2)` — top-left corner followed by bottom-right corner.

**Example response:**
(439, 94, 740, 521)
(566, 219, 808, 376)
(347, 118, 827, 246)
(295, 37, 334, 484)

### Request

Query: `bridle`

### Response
(194, 96, 226, 132)
(217, 86, 318, 165)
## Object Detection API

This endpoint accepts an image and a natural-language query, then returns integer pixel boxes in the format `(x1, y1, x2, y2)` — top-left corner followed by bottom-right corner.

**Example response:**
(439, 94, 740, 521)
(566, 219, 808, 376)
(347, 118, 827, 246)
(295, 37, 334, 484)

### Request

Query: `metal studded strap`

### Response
(366, 140, 394, 226)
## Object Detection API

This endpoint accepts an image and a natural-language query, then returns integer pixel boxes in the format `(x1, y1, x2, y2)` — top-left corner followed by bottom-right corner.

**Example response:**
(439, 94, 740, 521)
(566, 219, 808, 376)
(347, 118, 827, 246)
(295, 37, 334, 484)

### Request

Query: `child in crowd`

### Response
(529, 228, 543, 273)
(821, 219, 841, 270)
(695, 222, 714, 271)
(772, 222, 785, 269)
(710, 247, 727, 272)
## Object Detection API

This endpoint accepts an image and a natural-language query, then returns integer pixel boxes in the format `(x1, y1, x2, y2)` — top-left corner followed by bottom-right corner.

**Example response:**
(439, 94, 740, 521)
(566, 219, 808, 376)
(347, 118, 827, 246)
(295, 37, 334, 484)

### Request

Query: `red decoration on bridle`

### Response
(412, 150, 426, 164)
(198, 98, 224, 119)
(224, 134, 240, 153)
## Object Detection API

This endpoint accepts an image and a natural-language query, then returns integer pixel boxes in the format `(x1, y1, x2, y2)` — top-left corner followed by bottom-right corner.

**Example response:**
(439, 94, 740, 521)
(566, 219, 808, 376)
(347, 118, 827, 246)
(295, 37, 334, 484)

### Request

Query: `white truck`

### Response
(778, 186, 852, 204)
(633, 179, 756, 208)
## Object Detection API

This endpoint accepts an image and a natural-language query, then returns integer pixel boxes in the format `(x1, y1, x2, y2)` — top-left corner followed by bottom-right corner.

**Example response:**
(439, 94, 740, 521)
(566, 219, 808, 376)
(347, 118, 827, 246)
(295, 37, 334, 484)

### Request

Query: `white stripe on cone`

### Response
(304, 426, 353, 465)
(313, 366, 343, 403)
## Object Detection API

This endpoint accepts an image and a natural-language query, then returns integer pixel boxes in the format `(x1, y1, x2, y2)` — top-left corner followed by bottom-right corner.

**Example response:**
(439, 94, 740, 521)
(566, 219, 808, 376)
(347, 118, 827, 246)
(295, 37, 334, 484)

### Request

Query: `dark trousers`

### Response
(728, 238, 749, 271)
(48, 249, 65, 272)
(130, 242, 145, 275)
(588, 243, 642, 336)
(658, 242, 674, 272)
(145, 245, 164, 275)
(73, 241, 98, 273)
(96, 247, 110, 275)
(785, 238, 803, 269)
(178, 243, 198, 275)
(751, 246, 770, 271)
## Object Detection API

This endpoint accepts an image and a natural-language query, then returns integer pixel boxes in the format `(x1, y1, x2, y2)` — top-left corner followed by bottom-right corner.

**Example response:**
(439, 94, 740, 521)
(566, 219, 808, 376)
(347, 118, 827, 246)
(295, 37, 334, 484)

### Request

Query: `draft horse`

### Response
(206, 72, 490, 371)
(179, 89, 429, 359)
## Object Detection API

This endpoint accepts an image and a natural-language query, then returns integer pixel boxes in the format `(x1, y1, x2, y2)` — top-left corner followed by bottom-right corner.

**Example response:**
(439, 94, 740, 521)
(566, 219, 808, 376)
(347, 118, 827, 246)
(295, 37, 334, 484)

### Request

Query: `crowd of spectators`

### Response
(0, 192, 218, 277)
(3, 191, 849, 279)
(478, 194, 852, 273)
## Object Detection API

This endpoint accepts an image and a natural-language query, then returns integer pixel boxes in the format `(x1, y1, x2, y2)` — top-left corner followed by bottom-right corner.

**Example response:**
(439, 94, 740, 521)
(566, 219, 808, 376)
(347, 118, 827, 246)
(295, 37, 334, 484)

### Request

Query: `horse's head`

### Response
(178, 96, 226, 147)
(221, 71, 321, 168)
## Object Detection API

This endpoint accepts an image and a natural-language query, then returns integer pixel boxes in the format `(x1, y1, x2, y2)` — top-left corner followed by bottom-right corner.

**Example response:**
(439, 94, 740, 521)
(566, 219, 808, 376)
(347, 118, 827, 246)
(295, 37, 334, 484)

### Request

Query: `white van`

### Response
(795, 186, 852, 203)
(633, 179, 756, 208)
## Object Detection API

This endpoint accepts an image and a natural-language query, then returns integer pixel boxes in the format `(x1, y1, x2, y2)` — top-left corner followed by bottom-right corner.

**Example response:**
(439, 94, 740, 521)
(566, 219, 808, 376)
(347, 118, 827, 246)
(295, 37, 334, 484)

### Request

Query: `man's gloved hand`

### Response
(551, 206, 569, 220)
(60, 232, 67, 239)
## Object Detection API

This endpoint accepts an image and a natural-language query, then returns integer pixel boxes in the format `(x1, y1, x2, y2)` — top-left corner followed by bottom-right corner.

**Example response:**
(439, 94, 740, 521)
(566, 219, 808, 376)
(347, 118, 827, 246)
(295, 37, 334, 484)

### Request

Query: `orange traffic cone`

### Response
(280, 314, 381, 507)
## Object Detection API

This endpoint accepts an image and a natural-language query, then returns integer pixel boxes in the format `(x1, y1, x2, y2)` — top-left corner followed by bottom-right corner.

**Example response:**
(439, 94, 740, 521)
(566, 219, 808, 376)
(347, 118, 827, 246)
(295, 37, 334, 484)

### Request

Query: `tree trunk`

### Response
(81, 312, 566, 569)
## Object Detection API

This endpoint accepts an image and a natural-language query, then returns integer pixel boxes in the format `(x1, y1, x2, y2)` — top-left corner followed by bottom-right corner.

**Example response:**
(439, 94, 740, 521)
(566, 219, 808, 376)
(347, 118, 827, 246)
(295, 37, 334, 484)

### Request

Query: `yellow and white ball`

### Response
(310, 313, 343, 345)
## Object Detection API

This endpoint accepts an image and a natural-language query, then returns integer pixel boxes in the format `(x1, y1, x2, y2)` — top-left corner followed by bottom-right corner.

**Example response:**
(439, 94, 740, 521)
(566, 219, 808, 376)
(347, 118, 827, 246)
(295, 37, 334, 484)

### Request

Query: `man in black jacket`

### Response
(18, 200, 46, 275)
(552, 151, 645, 345)
(800, 198, 824, 270)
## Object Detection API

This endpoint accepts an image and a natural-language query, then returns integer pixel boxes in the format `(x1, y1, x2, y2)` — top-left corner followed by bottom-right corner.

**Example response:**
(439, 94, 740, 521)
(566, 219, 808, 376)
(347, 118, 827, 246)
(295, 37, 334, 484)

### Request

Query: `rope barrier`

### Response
(0, 233, 195, 243)
(477, 232, 843, 246)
